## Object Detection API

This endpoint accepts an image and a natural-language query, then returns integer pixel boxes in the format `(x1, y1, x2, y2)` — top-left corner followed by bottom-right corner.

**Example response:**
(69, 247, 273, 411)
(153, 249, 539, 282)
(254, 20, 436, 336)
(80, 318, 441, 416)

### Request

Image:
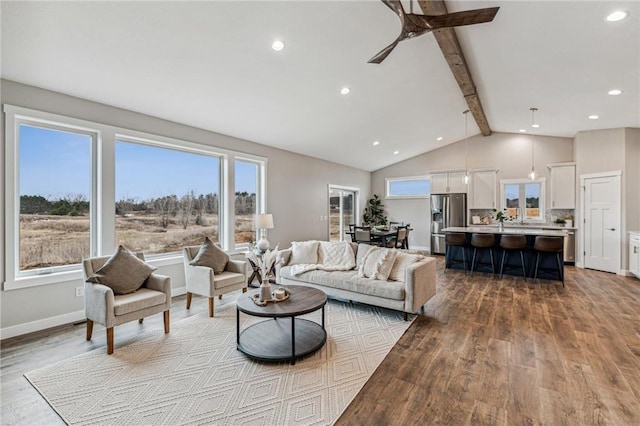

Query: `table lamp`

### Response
(255, 214, 274, 251)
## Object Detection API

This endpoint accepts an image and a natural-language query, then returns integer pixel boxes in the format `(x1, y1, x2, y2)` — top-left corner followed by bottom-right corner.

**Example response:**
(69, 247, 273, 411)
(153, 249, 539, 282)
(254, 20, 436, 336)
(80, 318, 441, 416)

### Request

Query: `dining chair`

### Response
(402, 224, 411, 249)
(353, 226, 373, 243)
(386, 225, 408, 249)
(389, 221, 404, 230)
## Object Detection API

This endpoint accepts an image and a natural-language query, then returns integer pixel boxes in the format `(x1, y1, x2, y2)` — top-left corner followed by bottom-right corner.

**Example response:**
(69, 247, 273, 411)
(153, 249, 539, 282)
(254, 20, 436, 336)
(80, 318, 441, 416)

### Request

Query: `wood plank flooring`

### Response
(336, 259, 640, 425)
(2, 259, 640, 425)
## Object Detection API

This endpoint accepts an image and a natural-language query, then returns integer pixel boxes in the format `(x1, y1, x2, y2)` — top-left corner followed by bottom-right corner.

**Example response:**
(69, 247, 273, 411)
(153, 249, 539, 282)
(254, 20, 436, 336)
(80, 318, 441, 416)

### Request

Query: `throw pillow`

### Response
(358, 247, 398, 281)
(318, 241, 356, 268)
(189, 237, 229, 274)
(289, 241, 320, 265)
(388, 252, 424, 282)
(87, 245, 156, 295)
(355, 243, 376, 268)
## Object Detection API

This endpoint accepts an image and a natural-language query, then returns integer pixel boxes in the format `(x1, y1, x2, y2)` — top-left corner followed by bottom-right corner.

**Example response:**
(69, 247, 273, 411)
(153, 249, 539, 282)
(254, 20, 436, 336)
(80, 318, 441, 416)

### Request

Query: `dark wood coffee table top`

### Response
(236, 285, 327, 318)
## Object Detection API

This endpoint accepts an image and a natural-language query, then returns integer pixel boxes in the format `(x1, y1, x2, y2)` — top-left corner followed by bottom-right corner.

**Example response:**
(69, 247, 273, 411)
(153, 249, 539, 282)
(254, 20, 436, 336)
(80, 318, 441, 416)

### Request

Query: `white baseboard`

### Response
(1, 285, 190, 340)
(0, 309, 86, 340)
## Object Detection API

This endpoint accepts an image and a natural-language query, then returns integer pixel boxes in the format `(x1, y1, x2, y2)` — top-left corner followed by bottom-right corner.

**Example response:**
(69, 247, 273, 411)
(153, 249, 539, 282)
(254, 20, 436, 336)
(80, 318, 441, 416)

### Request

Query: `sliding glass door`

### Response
(328, 186, 358, 242)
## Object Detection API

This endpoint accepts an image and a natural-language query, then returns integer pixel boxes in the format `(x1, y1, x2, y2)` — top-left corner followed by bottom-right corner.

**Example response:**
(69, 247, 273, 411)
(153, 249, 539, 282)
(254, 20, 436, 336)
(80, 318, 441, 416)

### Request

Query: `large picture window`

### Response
(115, 140, 221, 255)
(501, 179, 545, 221)
(234, 160, 259, 245)
(18, 124, 94, 272)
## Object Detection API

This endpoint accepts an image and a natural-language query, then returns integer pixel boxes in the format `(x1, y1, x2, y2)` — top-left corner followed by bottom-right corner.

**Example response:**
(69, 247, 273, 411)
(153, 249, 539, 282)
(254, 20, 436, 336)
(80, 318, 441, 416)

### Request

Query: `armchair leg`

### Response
(186, 292, 192, 309)
(139, 318, 144, 324)
(164, 310, 170, 333)
(218, 294, 222, 300)
(242, 287, 247, 293)
(106, 327, 114, 355)
(209, 297, 214, 317)
(86, 319, 93, 340)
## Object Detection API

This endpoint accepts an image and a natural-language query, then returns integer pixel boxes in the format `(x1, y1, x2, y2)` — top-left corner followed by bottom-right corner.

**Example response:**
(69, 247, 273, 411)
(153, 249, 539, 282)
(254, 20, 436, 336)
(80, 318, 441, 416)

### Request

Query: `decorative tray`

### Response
(250, 287, 291, 306)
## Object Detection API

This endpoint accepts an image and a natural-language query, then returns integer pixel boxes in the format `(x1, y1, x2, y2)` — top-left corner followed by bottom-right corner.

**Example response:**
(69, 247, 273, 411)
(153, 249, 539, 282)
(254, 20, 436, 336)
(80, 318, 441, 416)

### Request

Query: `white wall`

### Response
(0, 79, 370, 337)
(371, 132, 574, 250)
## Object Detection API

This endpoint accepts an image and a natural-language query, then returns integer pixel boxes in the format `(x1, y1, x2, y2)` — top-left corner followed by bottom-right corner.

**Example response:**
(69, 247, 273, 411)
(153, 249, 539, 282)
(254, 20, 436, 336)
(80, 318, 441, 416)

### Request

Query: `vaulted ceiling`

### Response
(2, 1, 638, 171)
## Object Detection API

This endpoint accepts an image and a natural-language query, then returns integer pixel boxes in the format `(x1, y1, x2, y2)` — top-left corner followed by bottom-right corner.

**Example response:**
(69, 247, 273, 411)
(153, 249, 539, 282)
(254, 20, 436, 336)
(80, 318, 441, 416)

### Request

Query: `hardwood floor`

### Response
(336, 259, 640, 425)
(2, 260, 639, 425)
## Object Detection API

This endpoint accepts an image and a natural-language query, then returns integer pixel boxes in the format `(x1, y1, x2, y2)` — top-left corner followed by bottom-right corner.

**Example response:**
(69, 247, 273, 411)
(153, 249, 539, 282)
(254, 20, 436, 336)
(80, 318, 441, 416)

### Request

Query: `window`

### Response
(386, 176, 431, 198)
(328, 186, 358, 242)
(115, 140, 221, 255)
(501, 178, 545, 221)
(17, 123, 95, 273)
(234, 160, 259, 245)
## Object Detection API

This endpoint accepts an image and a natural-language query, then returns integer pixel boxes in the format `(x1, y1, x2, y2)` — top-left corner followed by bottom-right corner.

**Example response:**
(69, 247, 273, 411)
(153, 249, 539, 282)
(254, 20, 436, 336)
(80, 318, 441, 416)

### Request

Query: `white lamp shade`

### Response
(255, 214, 274, 230)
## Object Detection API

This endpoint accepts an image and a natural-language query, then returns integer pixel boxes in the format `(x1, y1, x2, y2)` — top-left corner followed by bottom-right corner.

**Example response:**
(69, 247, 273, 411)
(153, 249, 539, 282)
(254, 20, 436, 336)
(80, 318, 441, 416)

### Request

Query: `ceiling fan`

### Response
(369, 0, 499, 64)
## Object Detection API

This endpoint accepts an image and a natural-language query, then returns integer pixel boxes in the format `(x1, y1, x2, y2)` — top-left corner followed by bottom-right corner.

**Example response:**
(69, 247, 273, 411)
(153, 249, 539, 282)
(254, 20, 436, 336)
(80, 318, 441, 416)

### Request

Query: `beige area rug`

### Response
(25, 299, 413, 425)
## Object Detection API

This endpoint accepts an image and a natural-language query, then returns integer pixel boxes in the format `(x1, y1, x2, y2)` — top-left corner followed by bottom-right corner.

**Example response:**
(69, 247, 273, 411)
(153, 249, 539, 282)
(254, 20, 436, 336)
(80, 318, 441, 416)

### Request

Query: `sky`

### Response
(19, 124, 257, 201)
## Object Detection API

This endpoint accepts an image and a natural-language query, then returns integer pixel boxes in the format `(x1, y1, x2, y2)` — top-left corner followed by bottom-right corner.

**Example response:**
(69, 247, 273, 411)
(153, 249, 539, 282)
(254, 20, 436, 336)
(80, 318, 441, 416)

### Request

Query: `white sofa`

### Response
(276, 241, 436, 320)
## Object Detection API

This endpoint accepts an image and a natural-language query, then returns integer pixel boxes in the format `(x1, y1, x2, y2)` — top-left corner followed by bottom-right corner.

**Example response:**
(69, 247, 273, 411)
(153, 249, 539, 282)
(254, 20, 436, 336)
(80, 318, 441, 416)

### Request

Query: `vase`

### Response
(259, 278, 272, 302)
(498, 222, 504, 232)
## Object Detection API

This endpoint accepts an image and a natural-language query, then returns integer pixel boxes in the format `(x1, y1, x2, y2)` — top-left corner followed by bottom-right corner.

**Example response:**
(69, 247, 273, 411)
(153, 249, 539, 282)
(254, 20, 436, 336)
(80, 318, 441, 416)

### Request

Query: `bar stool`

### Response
(499, 235, 528, 280)
(533, 236, 564, 286)
(470, 233, 496, 276)
(445, 233, 468, 273)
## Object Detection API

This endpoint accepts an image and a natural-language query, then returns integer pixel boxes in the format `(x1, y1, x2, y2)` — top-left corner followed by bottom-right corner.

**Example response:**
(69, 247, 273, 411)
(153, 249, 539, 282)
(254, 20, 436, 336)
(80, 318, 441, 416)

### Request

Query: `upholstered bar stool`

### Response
(499, 234, 528, 280)
(533, 236, 565, 286)
(445, 233, 468, 273)
(470, 233, 496, 277)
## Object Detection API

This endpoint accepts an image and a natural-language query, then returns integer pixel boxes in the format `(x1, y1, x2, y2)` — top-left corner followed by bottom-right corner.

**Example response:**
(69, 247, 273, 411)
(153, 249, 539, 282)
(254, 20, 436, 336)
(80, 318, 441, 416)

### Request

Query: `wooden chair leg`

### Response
(186, 292, 192, 309)
(106, 327, 114, 355)
(138, 318, 144, 324)
(242, 287, 247, 293)
(209, 297, 214, 317)
(86, 319, 93, 340)
(164, 310, 170, 333)
(218, 294, 222, 300)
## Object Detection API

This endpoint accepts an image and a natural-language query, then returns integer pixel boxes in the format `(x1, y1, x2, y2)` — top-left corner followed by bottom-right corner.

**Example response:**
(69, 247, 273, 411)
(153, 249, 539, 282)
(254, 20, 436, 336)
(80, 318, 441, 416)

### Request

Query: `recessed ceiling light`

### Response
(271, 40, 285, 51)
(393, 150, 400, 155)
(372, 140, 380, 146)
(340, 87, 351, 95)
(606, 10, 629, 22)
(588, 115, 599, 120)
(519, 129, 527, 133)
(436, 136, 443, 141)
(531, 124, 540, 128)
(608, 89, 623, 95)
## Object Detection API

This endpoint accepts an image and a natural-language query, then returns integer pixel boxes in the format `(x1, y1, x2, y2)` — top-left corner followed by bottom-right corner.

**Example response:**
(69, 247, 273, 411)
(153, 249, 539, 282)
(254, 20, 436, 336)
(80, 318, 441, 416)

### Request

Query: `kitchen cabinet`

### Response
(431, 172, 468, 194)
(470, 170, 497, 209)
(548, 163, 576, 209)
(630, 232, 640, 279)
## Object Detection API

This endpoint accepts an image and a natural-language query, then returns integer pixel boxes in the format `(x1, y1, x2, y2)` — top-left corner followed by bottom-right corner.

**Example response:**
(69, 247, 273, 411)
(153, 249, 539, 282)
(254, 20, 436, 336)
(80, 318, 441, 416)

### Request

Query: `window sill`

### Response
(3, 269, 83, 291)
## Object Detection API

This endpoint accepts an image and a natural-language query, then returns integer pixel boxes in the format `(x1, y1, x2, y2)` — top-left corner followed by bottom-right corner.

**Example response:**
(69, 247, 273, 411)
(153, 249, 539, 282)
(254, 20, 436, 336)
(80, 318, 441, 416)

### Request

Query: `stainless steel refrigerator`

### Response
(431, 193, 467, 255)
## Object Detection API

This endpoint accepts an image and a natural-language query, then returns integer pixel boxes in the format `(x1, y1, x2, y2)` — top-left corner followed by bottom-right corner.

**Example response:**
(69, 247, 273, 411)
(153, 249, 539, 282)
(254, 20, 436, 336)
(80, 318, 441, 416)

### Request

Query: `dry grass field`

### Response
(19, 214, 256, 271)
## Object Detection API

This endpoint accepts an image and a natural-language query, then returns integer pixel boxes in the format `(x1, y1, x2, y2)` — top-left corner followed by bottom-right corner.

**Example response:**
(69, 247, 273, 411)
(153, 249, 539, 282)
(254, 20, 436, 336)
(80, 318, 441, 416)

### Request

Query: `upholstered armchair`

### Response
(82, 251, 171, 354)
(183, 245, 248, 317)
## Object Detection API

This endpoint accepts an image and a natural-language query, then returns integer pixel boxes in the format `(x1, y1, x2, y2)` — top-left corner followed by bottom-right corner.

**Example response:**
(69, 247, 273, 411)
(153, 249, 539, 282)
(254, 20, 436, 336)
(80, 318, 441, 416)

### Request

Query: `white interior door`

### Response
(582, 173, 621, 273)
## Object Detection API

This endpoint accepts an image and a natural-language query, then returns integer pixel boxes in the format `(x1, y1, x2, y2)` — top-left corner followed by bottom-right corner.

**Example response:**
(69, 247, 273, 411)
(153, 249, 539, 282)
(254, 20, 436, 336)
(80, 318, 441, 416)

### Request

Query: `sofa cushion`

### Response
(87, 245, 156, 295)
(290, 241, 320, 264)
(189, 237, 229, 274)
(359, 247, 398, 281)
(388, 252, 424, 282)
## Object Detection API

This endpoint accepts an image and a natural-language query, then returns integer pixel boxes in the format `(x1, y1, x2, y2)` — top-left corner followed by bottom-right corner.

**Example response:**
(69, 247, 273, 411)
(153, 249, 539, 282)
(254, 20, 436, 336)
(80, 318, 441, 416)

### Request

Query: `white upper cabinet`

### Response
(431, 172, 468, 193)
(470, 170, 497, 209)
(548, 163, 576, 209)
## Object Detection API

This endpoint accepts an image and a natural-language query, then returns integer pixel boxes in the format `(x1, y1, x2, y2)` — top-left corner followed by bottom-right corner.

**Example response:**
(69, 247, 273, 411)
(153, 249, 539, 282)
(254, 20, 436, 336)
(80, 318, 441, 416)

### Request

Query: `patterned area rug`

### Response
(25, 299, 413, 425)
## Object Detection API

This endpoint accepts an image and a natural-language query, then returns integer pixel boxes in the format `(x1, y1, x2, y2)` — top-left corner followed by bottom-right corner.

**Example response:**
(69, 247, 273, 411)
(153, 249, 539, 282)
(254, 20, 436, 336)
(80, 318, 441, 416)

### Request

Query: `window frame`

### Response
(385, 176, 431, 199)
(233, 156, 266, 251)
(3, 105, 267, 290)
(499, 178, 546, 223)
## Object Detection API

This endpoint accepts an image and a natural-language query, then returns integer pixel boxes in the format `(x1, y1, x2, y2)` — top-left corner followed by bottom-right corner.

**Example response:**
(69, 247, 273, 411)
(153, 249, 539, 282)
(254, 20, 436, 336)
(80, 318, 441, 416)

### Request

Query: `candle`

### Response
(274, 289, 286, 300)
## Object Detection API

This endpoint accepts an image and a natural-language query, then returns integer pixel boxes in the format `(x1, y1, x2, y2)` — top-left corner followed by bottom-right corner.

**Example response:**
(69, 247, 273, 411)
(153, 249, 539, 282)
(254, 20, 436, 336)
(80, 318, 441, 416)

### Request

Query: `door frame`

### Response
(579, 170, 622, 273)
(327, 185, 360, 242)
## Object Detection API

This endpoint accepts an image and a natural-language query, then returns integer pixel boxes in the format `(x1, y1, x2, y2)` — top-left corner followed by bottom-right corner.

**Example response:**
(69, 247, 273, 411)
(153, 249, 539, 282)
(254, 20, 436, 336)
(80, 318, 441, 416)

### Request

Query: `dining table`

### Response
(345, 228, 398, 247)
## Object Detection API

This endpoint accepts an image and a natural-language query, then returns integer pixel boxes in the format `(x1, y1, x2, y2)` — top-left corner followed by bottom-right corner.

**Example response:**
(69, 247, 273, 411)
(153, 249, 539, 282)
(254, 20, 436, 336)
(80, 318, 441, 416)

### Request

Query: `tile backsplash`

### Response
(469, 208, 575, 226)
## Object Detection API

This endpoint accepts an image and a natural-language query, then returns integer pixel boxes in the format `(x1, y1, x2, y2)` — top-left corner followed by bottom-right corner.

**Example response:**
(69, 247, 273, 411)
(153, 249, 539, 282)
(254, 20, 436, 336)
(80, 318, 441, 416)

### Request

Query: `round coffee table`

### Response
(236, 285, 327, 365)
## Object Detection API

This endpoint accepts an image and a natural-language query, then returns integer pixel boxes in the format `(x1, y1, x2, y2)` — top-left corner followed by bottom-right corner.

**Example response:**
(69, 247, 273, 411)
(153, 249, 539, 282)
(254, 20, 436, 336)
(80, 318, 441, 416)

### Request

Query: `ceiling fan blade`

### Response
(368, 39, 401, 64)
(380, 0, 405, 18)
(419, 7, 500, 30)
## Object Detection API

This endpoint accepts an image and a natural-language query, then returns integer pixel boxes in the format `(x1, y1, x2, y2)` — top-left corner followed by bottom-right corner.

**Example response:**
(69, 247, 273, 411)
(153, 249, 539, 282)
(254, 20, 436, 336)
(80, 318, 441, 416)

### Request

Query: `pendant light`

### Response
(529, 107, 538, 180)
(463, 110, 470, 184)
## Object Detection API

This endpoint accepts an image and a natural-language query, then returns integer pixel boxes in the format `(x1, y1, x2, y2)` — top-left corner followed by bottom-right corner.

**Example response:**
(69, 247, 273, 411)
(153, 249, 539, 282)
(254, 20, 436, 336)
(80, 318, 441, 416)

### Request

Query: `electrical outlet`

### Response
(75, 286, 85, 297)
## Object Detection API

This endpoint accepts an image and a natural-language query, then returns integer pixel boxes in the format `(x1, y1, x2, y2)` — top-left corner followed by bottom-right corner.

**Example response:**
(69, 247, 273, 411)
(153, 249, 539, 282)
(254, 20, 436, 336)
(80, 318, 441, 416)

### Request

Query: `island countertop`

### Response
(442, 226, 567, 237)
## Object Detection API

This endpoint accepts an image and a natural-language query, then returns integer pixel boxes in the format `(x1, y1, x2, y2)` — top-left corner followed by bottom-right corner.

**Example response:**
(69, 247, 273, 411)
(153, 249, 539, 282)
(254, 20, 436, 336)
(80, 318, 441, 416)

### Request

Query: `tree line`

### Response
(20, 192, 257, 229)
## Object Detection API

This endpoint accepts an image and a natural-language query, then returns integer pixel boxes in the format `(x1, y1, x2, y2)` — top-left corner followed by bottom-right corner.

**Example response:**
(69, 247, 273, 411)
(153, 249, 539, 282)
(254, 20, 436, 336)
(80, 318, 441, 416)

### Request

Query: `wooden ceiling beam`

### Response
(418, 0, 492, 136)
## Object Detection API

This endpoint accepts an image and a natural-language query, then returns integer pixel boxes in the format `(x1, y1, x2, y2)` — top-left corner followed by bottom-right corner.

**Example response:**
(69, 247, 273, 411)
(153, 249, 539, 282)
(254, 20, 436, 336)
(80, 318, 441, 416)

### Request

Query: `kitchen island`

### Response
(441, 226, 567, 281)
